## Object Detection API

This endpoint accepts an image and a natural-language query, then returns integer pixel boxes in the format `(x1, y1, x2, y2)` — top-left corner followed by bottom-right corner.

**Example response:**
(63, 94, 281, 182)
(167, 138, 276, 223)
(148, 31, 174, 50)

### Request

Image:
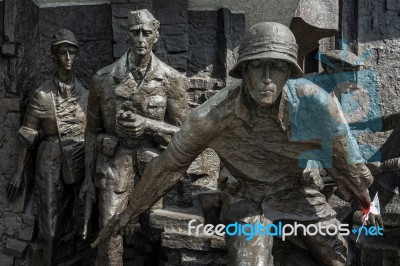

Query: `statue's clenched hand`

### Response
(117, 112, 148, 137)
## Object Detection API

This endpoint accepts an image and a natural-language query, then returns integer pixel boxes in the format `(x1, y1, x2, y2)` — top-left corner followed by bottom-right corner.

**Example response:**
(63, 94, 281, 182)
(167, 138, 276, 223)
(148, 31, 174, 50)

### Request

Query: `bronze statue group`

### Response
(7, 9, 389, 266)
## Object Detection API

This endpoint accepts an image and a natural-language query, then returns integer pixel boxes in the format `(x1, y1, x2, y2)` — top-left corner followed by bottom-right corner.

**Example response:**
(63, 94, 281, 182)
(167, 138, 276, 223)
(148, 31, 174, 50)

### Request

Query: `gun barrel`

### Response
(382, 157, 400, 171)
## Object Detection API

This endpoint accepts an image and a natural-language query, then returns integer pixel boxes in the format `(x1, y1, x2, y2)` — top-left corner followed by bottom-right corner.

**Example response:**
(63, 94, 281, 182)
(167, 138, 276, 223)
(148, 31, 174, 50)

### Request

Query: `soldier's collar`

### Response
(113, 52, 129, 82)
(113, 51, 159, 83)
(128, 51, 152, 78)
(54, 74, 76, 98)
(236, 83, 289, 132)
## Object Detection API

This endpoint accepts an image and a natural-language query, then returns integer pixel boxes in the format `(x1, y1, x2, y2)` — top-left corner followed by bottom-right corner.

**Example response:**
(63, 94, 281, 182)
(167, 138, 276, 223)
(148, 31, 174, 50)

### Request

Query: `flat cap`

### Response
(51, 29, 79, 47)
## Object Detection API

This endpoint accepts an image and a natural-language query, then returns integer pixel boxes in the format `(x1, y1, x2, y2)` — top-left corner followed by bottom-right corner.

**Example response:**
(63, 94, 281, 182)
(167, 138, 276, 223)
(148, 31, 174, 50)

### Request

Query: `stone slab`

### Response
(18, 215, 35, 242)
(148, 208, 204, 231)
(5, 238, 28, 258)
(162, 231, 211, 251)
(34, 0, 109, 7)
(0, 253, 14, 266)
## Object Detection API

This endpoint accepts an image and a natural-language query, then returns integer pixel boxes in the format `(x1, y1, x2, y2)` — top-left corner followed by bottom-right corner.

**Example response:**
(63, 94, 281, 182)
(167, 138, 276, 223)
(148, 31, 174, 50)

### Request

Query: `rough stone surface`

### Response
(18, 215, 35, 242)
(0, 253, 14, 266)
(339, 0, 400, 265)
(1, 43, 16, 56)
(2, 98, 20, 113)
(188, 0, 299, 28)
(4, 238, 27, 258)
(290, 0, 339, 64)
(33, 0, 109, 7)
(0, 1, 3, 45)
(187, 10, 220, 78)
(155, 0, 188, 72)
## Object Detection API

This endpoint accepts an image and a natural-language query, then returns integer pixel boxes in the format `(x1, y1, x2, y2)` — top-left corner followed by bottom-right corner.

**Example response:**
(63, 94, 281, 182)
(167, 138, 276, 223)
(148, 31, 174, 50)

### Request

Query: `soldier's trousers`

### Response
(220, 176, 348, 266)
(95, 144, 159, 265)
(97, 189, 129, 266)
(34, 140, 72, 266)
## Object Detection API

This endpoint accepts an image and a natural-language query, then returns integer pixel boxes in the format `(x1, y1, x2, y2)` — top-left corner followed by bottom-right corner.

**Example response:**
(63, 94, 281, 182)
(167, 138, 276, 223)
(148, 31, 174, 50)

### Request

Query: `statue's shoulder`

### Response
(192, 81, 241, 119)
(185, 82, 241, 134)
(285, 77, 329, 105)
(95, 53, 127, 77)
(31, 79, 55, 100)
(285, 77, 347, 129)
(95, 61, 119, 77)
(153, 55, 182, 79)
(75, 79, 88, 99)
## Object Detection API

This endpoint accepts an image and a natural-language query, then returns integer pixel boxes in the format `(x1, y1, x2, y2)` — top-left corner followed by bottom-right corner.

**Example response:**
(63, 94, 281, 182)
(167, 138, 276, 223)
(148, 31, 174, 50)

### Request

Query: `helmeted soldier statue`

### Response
(7, 29, 87, 265)
(94, 22, 379, 265)
(81, 9, 188, 265)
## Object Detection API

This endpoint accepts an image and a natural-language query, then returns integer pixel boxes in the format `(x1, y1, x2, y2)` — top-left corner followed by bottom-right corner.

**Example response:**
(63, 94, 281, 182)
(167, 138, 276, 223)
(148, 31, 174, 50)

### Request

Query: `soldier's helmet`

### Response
(51, 29, 79, 48)
(229, 22, 303, 79)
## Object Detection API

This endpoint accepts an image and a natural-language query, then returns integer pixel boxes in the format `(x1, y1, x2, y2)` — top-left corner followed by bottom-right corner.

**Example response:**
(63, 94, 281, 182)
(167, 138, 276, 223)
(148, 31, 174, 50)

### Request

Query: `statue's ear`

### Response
(154, 31, 160, 44)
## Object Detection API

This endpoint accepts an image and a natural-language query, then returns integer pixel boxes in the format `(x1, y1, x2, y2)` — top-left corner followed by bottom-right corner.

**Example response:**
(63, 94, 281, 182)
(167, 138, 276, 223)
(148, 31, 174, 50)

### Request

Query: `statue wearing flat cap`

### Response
(81, 9, 188, 265)
(7, 29, 87, 265)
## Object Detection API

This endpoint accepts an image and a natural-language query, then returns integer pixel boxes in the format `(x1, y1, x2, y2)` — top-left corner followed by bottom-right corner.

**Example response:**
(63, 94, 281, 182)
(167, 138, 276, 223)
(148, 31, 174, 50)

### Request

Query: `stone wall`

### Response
(0, 1, 41, 264)
(340, 1, 400, 265)
(187, 0, 300, 28)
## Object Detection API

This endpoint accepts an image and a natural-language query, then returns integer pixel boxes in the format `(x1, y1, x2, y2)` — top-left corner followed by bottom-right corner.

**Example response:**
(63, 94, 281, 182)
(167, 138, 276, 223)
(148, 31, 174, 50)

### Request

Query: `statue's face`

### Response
(55, 43, 78, 71)
(242, 59, 290, 107)
(128, 23, 158, 56)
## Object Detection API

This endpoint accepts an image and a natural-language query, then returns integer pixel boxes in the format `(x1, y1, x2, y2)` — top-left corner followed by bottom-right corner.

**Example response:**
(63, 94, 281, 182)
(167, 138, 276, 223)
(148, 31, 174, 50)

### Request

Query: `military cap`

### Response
(127, 9, 159, 26)
(229, 22, 303, 79)
(51, 29, 79, 47)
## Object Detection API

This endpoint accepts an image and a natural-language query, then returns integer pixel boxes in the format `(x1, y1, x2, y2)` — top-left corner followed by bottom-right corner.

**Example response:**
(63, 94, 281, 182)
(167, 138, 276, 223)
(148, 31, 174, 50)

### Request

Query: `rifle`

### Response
(365, 157, 400, 174)
(82, 193, 93, 240)
(380, 157, 400, 172)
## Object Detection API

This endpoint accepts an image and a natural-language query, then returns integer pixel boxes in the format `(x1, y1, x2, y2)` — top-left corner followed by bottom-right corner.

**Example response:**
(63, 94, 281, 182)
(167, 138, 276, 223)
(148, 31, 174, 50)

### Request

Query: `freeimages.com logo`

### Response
(188, 220, 383, 241)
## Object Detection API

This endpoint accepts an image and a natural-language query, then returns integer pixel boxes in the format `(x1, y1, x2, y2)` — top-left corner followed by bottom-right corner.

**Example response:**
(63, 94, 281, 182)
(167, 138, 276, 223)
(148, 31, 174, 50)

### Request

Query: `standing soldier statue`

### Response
(94, 22, 381, 265)
(81, 9, 188, 265)
(7, 29, 87, 265)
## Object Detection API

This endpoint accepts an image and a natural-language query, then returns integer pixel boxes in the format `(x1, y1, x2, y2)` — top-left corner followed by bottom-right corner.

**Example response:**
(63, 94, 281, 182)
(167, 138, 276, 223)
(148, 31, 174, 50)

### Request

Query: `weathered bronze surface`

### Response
(7, 29, 87, 265)
(82, 9, 189, 265)
(3, 1, 400, 265)
(97, 22, 376, 265)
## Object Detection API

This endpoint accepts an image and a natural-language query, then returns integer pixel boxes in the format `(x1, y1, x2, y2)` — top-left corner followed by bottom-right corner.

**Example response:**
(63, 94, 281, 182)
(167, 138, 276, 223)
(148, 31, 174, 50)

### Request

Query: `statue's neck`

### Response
(56, 68, 73, 84)
(129, 51, 152, 70)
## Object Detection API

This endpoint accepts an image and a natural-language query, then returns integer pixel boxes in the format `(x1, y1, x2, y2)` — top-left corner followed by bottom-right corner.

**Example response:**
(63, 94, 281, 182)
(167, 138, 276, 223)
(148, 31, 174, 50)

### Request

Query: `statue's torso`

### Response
(210, 108, 321, 184)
